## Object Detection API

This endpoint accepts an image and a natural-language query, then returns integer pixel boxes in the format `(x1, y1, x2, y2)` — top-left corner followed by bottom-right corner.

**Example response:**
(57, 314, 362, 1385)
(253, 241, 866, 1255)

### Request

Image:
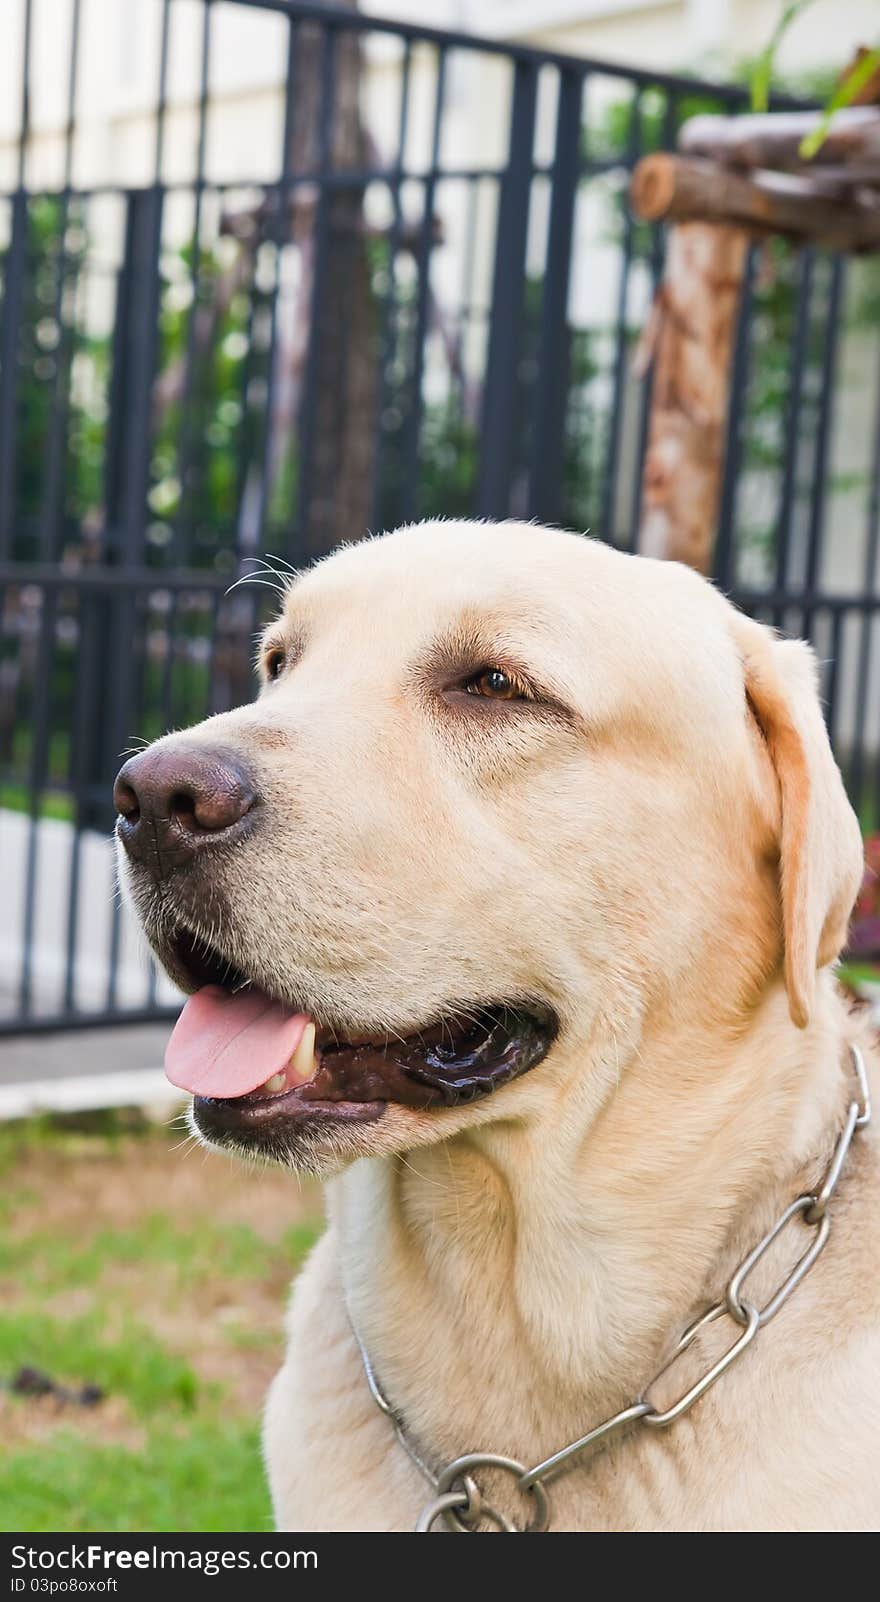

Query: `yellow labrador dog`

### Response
(115, 520, 879, 1532)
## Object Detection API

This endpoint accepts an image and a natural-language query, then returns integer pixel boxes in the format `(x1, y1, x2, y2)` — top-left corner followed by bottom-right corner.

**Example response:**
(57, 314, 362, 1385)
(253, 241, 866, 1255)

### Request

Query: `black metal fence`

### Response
(1, 0, 879, 1032)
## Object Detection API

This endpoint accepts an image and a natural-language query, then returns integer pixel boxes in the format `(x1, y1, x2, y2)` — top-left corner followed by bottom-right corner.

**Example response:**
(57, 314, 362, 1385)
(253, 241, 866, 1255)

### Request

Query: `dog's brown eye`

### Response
(265, 649, 285, 681)
(465, 668, 527, 701)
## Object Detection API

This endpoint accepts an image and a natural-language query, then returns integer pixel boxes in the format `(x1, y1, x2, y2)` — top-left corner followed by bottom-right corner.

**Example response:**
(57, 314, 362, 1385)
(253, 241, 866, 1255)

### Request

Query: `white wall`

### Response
(466, 0, 876, 79)
(0, 808, 180, 1019)
(3, 0, 876, 195)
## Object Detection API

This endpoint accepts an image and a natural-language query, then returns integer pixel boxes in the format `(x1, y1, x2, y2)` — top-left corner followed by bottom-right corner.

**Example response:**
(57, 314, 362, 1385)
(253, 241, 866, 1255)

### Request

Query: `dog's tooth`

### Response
(289, 1021, 317, 1085)
(264, 1072, 287, 1094)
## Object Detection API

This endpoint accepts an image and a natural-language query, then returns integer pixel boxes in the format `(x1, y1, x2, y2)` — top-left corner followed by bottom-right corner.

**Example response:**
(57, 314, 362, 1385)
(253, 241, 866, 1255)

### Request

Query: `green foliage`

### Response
(0, 1108, 155, 1185)
(415, 403, 480, 521)
(590, 84, 726, 164)
(149, 241, 261, 563)
(0, 1422, 272, 1534)
(749, 1, 879, 151)
(4, 198, 94, 560)
(0, 1310, 199, 1416)
(801, 48, 880, 156)
(750, 0, 823, 112)
(0, 1212, 319, 1293)
(0, 1117, 322, 1533)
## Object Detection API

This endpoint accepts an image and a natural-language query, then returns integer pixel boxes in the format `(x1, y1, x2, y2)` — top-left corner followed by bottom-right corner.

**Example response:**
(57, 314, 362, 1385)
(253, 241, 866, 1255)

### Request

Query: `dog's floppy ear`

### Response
(730, 614, 863, 1028)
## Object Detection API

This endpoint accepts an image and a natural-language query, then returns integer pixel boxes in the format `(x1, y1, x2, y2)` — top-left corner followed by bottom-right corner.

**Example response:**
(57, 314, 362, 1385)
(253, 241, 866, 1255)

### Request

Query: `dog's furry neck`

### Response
(329, 974, 854, 1470)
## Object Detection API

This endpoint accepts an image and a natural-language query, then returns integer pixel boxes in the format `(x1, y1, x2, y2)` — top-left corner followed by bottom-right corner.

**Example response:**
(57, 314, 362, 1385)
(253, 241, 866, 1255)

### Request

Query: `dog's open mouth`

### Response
(163, 927, 558, 1144)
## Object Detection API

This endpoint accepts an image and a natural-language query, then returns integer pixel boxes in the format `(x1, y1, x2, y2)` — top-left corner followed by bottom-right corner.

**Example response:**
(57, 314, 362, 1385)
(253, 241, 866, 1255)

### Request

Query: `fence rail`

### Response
(1, 0, 879, 1033)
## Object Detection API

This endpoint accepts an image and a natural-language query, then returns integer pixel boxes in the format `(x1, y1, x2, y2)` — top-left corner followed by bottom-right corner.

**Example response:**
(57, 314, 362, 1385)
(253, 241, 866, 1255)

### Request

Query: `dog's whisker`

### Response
(261, 552, 300, 574)
(225, 573, 287, 599)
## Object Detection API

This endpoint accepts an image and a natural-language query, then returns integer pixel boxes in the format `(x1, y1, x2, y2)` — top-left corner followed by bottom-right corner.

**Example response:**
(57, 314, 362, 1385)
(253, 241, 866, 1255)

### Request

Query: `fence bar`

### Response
(0, 1007, 179, 1038)
(0, 560, 231, 590)
(171, 0, 214, 562)
(772, 249, 814, 618)
(824, 608, 845, 758)
(802, 256, 845, 629)
(64, 587, 108, 1006)
(76, 187, 165, 836)
(294, 21, 336, 556)
(850, 342, 880, 812)
(400, 45, 448, 524)
(713, 245, 757, 592)
(527, 67, 583, 525)
(478, 58, 538, 517)
(244, 16, 300, 557)
(17, 588, 58, 1013)
(600, 87, 642, 547)
(627, 89, 678, 552)
(0, 0, 32, 558)
(370, 36, 413, 532)
(116, 190, 165, 565)
(36, 0, 82, 565)
(0, 192, 28, 559)
(154, 0, 172, 179)
(16, 0, 32, 188)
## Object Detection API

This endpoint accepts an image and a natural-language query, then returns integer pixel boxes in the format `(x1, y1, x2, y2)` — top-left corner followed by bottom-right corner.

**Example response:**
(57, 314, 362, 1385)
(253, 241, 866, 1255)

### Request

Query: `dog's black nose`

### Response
(113, 745, 258, 872)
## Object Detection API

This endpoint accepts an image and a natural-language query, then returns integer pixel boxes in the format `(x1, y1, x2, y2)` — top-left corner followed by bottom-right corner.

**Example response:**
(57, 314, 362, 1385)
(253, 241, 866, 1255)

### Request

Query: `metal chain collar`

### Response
(351, 1043, 871, 1533)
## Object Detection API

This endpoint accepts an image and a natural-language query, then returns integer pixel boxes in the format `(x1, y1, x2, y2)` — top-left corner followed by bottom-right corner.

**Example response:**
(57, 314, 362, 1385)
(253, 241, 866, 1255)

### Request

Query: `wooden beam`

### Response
(631, 153, 880, 253)
(679, 106, 880, 171)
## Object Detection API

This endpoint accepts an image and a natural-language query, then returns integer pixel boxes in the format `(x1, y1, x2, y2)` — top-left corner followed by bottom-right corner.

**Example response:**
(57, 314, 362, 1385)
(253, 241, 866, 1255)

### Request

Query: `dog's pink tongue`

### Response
(165, 986, 311, 1099)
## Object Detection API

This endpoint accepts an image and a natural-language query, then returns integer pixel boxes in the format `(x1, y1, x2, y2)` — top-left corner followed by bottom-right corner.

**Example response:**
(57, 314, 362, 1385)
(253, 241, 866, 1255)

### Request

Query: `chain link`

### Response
(640, 1298, 761, 1425)
(353, 1043, 871, 1531)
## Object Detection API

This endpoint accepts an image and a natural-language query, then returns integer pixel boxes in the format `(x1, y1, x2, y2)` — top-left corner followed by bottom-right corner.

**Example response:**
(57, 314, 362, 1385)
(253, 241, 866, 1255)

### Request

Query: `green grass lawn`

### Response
(0, 1112, 323, 1532)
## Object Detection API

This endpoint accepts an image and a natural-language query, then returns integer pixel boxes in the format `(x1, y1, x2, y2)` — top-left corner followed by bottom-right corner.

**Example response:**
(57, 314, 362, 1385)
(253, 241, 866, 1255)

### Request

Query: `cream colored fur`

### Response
(143, 521, 879, 1531)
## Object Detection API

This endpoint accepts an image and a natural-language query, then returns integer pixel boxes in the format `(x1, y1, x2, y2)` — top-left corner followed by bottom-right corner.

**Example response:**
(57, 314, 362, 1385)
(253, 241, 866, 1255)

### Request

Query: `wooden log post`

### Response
(632, 152, 880, 251)
(631, 216, 750, 574)
(630, 99, 880, 575)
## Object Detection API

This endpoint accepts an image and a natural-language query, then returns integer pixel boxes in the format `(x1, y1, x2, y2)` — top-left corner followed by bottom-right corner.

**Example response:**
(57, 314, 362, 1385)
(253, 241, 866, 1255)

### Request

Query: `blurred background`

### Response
(1, 0, 880, 1532)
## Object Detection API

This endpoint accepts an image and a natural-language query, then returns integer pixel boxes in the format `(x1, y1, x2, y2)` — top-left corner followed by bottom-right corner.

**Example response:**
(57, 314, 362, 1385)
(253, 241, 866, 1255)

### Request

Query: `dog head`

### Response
(115, 521, 863, 1174)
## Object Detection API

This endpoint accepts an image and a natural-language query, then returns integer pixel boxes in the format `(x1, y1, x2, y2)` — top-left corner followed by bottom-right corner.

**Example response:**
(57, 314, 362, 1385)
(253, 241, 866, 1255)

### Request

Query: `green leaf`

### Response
(799, 47, 880, 158)
(751, 0, 823, 111)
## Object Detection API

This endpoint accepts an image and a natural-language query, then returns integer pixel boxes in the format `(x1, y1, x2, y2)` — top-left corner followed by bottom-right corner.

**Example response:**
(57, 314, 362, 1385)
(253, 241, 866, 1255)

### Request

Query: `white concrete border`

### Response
(0, 1068, 185, 1122)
